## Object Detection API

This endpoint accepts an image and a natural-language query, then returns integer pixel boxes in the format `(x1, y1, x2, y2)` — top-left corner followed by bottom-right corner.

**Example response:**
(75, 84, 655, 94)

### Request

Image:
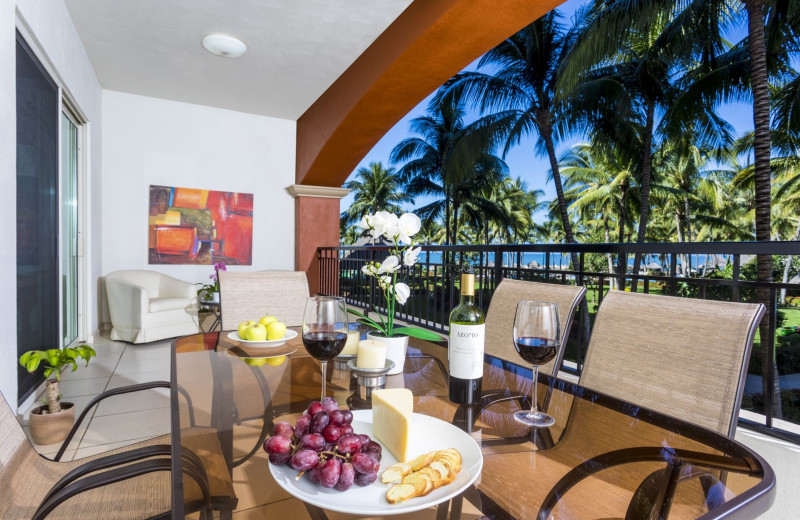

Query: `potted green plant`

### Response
(196, 262, 227, 305)
(19, 344, 96, 445)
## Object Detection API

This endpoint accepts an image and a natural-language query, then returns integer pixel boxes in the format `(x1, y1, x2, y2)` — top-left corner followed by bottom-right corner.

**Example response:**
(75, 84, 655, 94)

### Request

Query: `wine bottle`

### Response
(448, 268, 485, 404)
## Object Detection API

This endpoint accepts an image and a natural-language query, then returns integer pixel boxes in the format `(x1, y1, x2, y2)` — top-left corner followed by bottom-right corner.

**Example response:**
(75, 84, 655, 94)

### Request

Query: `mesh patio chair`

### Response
(0, 388, 236, 520)
(485, 279, 588, 375)
(469, 279, 587, 434)
(579, 290, 765, 437)
(539, 292, 765, 519)
(218, 270, 309, 330)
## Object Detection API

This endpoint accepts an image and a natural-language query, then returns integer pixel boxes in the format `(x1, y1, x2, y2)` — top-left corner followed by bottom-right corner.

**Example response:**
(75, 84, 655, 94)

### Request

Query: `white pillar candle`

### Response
(357, 340, 387, 369)
(341, 330, 360, 355)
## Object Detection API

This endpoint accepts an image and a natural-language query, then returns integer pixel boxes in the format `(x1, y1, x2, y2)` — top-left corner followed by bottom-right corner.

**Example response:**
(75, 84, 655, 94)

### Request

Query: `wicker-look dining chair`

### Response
(579, 290, 765, 437)
(485, 279, 588, 375)
(0, 391, 235, 520)
(219, 270, 309, 330)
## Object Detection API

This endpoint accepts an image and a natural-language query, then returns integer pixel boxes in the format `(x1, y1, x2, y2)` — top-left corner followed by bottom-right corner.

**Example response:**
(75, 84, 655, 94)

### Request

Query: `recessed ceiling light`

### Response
(201, 33, 247, 58)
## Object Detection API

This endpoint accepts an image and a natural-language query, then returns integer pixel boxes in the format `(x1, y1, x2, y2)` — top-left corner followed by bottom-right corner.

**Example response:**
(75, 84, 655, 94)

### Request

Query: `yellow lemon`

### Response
(259, 316, 278, 327)
(244, 358, 268, 367)
(265, 356, 287, 366)
(267, 321, 287, 341)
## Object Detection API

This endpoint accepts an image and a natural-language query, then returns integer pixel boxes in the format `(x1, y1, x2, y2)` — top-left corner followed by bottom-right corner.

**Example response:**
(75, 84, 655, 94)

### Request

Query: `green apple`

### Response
(245, 323, 268, 341)
(244, 358, 268, 367)
(266, 321, 287, 341)
(259, 315, 278, 327)
(238, 320, 257, 338)
(265, 355, 287, 366)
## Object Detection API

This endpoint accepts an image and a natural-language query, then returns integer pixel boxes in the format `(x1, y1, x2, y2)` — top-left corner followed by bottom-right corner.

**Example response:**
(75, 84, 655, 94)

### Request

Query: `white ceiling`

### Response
(64, 0, 413, 120)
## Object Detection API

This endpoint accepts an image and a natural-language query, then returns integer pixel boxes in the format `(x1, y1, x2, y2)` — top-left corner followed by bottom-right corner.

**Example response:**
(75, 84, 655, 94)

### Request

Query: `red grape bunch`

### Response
(263, 396, 383, 491)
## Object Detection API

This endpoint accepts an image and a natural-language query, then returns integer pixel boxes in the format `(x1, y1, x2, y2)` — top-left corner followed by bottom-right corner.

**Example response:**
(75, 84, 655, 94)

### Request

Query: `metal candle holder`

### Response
(345, 358, 395, 409)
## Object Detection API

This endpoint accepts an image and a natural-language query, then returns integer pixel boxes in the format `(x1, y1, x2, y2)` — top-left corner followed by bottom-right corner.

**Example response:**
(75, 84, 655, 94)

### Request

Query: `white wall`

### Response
(1, 0, 102, 410)
(0, 0, 18, 408)
(100, 90, 296, 324)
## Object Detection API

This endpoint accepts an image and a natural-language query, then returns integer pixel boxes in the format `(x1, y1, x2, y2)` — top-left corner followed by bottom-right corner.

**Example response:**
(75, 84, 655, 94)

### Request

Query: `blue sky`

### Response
(339, 0, 756, 225)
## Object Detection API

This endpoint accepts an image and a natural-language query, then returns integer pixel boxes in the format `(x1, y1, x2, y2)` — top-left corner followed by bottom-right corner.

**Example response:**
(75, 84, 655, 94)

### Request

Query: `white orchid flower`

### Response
(378, 275, 392, 290)
(369, 211, 396, 240)
(403, 246, 422, 267)
(392, 283, 411, 305)
(376, 255, 400, 275)
(397, 213, 422, 244)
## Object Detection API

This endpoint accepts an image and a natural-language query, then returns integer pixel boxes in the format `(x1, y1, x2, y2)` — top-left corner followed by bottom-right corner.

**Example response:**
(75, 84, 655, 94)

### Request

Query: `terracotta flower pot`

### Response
(28, 402, 75, 446)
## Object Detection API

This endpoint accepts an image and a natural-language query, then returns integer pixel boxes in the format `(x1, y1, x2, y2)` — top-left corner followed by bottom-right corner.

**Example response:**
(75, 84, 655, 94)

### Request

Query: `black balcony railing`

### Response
(318, 241, 800, 442)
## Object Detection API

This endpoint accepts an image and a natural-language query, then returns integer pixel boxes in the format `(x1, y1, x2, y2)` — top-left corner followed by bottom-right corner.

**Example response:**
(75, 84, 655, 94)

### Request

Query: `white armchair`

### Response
(105, 270, 200, 344)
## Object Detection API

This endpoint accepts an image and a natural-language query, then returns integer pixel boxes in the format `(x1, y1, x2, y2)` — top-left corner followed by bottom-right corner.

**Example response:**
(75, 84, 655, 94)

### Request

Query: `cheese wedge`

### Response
(371, 388, 413, 462)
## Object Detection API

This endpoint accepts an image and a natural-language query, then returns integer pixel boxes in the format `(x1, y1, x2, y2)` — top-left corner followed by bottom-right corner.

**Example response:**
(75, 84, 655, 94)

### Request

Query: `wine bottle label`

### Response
(449, 323, 485, 379)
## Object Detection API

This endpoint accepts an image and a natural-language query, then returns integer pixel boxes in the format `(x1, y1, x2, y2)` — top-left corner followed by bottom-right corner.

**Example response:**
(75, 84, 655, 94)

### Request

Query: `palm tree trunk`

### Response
(632, 100, 656, 289)
(746, 0, 780, 419)
(445, 186, 452, 246)
(603, 213, 616, 290)
(542, 127, 576, 246)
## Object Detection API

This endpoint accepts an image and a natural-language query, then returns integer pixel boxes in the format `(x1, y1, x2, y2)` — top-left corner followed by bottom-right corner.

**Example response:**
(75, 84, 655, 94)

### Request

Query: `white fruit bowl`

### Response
(227, 329, 298, 347)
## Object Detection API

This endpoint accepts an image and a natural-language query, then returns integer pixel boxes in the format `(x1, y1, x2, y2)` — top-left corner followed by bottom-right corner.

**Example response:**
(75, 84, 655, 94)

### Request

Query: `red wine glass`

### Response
(512, 301, 560, 427)
(302, 296, 348, 400)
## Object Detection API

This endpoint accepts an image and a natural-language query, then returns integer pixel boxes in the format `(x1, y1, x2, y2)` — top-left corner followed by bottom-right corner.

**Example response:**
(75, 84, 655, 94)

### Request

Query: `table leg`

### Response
(435, 500, 450, 520)
(304, 503, 329, 520)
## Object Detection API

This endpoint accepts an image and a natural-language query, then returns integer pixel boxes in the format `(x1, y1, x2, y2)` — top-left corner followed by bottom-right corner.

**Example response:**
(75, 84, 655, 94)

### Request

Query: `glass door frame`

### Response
(59, 102, 87, 347)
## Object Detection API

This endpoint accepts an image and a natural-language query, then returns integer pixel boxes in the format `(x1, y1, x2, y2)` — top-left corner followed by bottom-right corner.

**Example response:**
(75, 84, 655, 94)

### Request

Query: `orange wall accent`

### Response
(296, 0, 563, 187)
(295, 196, 342, 294)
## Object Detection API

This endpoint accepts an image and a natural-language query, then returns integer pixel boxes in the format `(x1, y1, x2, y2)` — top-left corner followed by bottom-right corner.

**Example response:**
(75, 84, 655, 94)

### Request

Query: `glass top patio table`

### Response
(169, 329, 775, 519)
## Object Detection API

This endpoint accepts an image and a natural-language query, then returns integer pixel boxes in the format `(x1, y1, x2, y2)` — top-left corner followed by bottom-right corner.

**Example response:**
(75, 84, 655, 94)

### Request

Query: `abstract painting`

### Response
(148, 185, 253, 265)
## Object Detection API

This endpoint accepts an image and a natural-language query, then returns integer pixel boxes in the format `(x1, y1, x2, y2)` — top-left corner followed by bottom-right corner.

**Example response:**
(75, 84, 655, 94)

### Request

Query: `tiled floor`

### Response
(20, 332, 172, 461)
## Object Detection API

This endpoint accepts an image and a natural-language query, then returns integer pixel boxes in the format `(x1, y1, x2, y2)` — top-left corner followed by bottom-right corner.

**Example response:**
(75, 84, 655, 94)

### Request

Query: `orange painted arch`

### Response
(296, 0, 564, 187)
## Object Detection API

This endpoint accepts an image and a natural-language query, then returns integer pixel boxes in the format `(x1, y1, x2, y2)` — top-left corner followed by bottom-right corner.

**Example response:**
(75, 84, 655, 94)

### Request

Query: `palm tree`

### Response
(433, 12, 578, 249)
(560, 142, 637, 287)
(390, 95, 507, 244)
(340, 162, 413, 228)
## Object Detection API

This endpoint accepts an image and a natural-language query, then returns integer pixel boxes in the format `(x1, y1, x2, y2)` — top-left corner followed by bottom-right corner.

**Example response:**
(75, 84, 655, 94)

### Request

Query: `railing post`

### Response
(765, 287, 777, 428)
(494, 245, 503, 291)
(732, 255, 741, 302)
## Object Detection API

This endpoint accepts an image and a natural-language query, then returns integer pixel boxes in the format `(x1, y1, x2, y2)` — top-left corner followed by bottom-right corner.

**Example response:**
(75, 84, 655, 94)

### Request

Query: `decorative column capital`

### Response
(285, 184, 350, 199)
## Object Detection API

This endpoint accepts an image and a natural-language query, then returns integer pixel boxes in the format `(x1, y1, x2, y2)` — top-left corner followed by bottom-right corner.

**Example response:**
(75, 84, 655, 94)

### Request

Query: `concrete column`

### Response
(286, 185, 350, 295)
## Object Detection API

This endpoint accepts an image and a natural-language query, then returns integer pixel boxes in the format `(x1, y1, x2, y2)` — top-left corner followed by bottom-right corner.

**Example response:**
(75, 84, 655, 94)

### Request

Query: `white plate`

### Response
(227, 329, 298, 347)
(269, 410, 483, 516)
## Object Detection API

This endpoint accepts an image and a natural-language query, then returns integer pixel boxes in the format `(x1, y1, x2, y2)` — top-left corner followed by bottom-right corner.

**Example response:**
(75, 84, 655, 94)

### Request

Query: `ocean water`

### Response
(417, 250, 726, 270)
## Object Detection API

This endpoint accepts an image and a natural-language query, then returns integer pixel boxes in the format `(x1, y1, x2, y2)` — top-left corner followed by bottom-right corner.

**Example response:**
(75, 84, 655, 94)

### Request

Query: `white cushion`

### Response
(150, 298, 189, 313)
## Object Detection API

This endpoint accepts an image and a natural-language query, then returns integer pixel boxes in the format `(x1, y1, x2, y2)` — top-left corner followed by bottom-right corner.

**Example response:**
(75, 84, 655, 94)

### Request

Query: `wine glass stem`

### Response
(320, 360, 327, 400)
(529, 365, 540, 418)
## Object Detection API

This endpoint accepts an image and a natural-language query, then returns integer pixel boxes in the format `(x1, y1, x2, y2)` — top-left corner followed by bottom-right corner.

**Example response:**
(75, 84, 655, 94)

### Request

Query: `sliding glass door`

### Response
(61, 113, 79, 346)
(16, 34, 59, 402)
(16, 33, 84, 403)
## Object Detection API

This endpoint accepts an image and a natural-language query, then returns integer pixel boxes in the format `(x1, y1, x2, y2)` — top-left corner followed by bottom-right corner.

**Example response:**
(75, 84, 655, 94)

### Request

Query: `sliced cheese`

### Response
(371, 388, 413, 462)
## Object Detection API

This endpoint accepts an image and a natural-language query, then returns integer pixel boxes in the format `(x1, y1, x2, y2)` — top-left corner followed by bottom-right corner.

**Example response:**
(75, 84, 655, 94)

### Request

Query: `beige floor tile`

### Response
(57, 376, 110, 398)
(73, 436, 159, 460)
(112, 357, 172, 376)
(119, 343, 171, 363)
(79, 406, 170, 447)
(106, 368, 172, 390)
(59, 358, 119, 380)
(93, 387, 171, 416)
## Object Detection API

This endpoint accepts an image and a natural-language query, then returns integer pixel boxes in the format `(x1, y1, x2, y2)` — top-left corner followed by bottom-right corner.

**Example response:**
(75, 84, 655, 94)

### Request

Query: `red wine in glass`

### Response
(512, 301, 560, 428)
(302, 331, 348, 361)
(302, 296, 348, 400)
(514, 336, 558, 365)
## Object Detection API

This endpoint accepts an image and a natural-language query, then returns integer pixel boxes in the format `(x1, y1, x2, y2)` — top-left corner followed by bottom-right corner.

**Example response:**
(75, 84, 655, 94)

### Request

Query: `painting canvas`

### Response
(148, 185, 253, 265)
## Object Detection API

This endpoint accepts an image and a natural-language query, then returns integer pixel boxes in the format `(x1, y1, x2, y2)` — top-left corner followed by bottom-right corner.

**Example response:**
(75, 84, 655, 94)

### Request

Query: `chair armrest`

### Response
(106, 277, 148, 325)
(54, 381, 197, 462)
(160, 274, 197, 301)
(32, 457, 213, 520)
